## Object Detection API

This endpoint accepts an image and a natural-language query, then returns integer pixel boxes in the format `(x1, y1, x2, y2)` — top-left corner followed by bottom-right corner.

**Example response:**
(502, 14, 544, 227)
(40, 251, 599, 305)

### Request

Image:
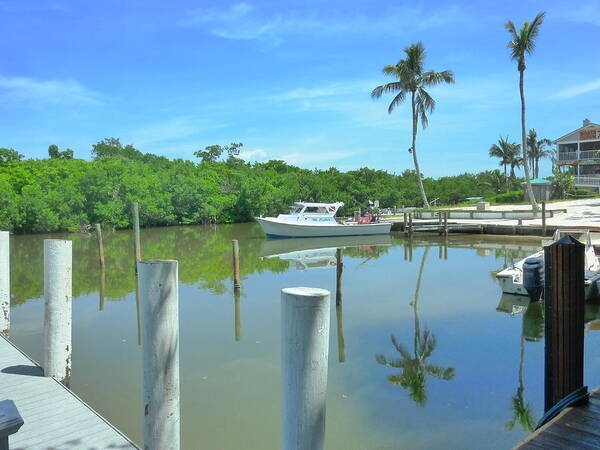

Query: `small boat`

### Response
(255, 202, 392, 238)
(496, 229, 600, 300)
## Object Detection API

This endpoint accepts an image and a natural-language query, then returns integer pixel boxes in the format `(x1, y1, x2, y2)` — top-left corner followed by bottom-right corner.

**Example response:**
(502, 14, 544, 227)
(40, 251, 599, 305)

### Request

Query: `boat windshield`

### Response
(304, 206, 329, 214)
(289, 205, 303, 214)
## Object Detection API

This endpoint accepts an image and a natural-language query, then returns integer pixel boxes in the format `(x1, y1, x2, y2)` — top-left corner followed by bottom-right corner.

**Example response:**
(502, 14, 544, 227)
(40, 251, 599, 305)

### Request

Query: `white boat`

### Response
(255, 202, 392, 238)
(496, 229, 600, 298)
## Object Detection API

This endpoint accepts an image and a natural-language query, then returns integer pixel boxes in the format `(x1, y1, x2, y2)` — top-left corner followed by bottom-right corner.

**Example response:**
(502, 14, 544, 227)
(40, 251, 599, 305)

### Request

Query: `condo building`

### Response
(555, 119, 600, 189)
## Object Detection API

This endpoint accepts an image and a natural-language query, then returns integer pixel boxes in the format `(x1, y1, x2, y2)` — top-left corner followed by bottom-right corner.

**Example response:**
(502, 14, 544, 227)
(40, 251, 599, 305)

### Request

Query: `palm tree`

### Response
(376, 247, 455, 406)
(505, 12, 546, 210)
(508, 145, 523, 179)
(371, 42, 454, 209)
(489, 136, 515, 192)
(527, 129, 552, 178)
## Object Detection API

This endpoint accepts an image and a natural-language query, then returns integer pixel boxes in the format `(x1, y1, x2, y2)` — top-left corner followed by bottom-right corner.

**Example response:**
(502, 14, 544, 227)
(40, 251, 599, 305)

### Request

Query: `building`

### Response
(555, 119, 600, 189)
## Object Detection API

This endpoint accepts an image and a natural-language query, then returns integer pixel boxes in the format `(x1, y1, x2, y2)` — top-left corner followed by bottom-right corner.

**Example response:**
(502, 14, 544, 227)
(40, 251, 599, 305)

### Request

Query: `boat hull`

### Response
(255, 217, 392, 238)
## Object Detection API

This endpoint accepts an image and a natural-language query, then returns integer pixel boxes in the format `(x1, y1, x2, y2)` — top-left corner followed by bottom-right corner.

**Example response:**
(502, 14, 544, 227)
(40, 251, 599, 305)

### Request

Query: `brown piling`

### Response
(95, 223, 105, 269)
(542, 201, 547, 236)
(444, 212, 448, 237)
(543, 235, 585, 412)
(232, 240, 241, 289)
(335, 249, 343, 307)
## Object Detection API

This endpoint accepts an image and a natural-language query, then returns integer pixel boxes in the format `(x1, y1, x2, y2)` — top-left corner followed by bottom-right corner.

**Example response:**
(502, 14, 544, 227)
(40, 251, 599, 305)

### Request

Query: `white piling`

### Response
(138, 260, 180, 450)
(281, 287, 330, 450)
(43, 239, 72, 383)
(0, 232, 9, 337)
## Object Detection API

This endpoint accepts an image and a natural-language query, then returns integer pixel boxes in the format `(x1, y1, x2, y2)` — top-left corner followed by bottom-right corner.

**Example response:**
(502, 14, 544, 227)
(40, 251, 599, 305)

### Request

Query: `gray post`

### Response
(139, 260, 180, 450)
(43, 239, 72, 384)
(0, 232, 9, 338)
(541, 201, 547, 236)
(281, 287, 330, 450)
(132, 202, 141, 263)
(438, 212, 443, 235)
(335, 249, 343, 307)
(403, 213, 407, 233)
(232, 240, 241, 288)
(444, 211, 448, 236)
(408, 213, 413, 236)
(95, 223, 105, 269)
(544, 236, 585, 413)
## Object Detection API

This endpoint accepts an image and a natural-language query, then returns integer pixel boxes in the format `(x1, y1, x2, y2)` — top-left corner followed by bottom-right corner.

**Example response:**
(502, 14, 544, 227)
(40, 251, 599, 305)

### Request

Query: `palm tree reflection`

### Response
(376, 246, 455, 407)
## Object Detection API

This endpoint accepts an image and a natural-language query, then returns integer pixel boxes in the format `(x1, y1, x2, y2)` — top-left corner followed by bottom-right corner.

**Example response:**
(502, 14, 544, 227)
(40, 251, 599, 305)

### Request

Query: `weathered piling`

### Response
(138, 260, 180, 450)
(443, 237, 448, 260)
(407, 238, 413, 262)
(95, 223, 105, 268)
(43, 239, 72, 384)
(541, 201, 547, 236)
(403, 213, 407, 232)
(234, 287, 241, 342)
(408, 213, 413, 236)
(544, 235, 585, 413)
(132, 202, 141, 263)
(438, 212, 443, 235)
(335, 249, 343, 307)
(232, 240, 241, 289)
(0, 231, 9, 338)
(444, 211, 448, 237)
(281, 287, 330, 450)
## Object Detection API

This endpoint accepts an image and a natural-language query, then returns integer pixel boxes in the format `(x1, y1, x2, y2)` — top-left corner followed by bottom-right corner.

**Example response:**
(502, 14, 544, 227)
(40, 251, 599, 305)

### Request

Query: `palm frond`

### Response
(371, 82, 405, 99)
(388, 91, 407, 114)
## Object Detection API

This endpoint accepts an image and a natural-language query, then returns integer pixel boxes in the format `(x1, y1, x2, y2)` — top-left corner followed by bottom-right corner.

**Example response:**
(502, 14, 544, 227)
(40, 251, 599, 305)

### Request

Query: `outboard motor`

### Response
(523, 257, 544, 301)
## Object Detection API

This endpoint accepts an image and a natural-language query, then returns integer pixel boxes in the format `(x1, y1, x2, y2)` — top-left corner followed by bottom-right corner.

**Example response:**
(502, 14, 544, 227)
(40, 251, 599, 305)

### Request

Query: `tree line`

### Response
(1, 138, 513, 234)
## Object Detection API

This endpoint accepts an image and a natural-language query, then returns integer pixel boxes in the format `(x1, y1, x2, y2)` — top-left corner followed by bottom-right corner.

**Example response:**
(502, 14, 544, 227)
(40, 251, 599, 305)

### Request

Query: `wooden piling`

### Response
(443, 238, 448, 260)
(99, 266, 106, 312)
(542, 201, 547, 236)
(95, 223, 105, 268)
(438, 212, 443, 235)
(544, 235, 585, 413)
(335, 249, 343, 307)
(408, 213, 413, 236)
(403, 213, 407, 232)
(138, 260, 180, 450)
(43, 239, 72, 384)
(444, 211, 448, 237)
(407, 238, 413, 262)
(0, 232, 9, 338)
(336, 302, 345, 363)
(232, 240, 241, 289)
(281, 287, 330, 450)
(132, 202, 141, 263)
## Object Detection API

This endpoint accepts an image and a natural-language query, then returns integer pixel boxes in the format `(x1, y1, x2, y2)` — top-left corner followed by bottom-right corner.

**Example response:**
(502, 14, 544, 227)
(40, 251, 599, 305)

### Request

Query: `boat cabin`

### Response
(287, 202, 343, 216)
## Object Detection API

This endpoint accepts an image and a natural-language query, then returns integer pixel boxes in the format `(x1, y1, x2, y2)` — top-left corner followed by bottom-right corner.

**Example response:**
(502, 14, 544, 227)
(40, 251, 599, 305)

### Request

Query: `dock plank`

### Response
(0, 336, 138, 450)
(513, 387, 600, 449)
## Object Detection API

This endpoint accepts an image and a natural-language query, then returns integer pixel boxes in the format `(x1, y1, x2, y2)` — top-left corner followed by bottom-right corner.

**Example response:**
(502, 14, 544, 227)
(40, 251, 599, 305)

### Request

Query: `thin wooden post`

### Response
(43, 239, 72, 384)
(95, 223, 105, 269)
(544, 235, 585, 413)
(444, 211, 448, 236)
(408, 238, 413, 262)
(542, 201, 547, 236)
(335, 249, 343, 307)
(403, 213, 408, 233)
(336, 302, 345, 363)
(234, 287, 241, 342)
(438, 212, 443, 235)
(408, 213, 413, 236)
(443, 238, 448, 260)
(0, 232, 9, 338)
(132, 202, 141, 263)
(232, 240, 241, 289)
(139, 260, 180, 450)
(281, 287, 330, 450)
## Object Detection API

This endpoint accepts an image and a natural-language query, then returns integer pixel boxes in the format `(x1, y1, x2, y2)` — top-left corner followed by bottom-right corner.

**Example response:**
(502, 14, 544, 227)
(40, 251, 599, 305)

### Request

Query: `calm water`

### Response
(8, 224, 600, 449)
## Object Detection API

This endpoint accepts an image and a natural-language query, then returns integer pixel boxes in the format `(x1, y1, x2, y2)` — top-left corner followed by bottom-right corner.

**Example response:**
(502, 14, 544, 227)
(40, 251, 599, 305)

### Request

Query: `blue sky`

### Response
(1, 0, 599, 177)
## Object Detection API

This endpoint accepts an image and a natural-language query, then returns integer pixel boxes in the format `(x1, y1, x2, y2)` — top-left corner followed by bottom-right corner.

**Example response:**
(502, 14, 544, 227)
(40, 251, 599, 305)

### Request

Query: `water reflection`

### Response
(376, 247, 455, 407)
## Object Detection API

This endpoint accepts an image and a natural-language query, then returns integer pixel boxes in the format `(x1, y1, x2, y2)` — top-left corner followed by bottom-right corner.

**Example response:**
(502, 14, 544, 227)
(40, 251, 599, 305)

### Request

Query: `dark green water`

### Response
(8, 224, 600, 449)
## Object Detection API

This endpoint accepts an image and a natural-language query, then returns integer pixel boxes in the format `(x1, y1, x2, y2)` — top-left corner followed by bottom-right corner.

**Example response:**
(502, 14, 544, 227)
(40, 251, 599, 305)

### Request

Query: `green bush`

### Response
(571, 188, 597, 198)
(490, 190, 524, 203)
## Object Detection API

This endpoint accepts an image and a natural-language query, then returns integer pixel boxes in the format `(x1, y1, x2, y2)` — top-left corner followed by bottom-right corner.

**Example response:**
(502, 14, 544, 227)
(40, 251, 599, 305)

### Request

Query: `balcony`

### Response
(558, 151, 577, 161)
(580, 150, 600, 161)
(574, 176, 600, 188)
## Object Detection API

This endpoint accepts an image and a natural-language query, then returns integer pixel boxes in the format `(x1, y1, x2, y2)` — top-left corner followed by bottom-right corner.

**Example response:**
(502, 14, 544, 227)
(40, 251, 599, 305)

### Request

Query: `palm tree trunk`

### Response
(519, 68, 538, 209)
(411, 91, 430, 209)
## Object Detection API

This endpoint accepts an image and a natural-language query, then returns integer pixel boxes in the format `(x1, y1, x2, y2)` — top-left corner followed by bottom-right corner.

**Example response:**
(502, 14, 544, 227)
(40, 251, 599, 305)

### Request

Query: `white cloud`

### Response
(238, 148, 268, 161)
(0, 75, 102, 106)
(179, 3, 469, 46)
(553, 79, 600, 99)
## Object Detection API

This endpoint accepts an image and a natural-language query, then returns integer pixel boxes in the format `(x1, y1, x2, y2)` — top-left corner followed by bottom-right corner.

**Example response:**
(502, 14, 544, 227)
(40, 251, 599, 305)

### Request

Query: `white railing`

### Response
(558, 151, 577, 161)
(574, 176, 600, 187)
(580, 150, 600, 160)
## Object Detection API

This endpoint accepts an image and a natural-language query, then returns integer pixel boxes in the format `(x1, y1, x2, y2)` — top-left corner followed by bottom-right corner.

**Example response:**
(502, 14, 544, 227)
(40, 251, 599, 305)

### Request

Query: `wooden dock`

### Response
(0, 336, 138, 450)
(514, 386, 600, 449)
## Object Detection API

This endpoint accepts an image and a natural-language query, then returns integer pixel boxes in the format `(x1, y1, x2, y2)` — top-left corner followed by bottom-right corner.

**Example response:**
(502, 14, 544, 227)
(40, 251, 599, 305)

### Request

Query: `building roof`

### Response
(522, 178, 552, 184)
(554, 121, 600, 143)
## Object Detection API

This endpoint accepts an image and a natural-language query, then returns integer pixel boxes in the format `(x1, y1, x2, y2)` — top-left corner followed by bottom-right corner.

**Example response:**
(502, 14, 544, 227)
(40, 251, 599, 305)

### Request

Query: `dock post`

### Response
(444, 212, 448, 236)
(443, 237, 448, 260)
(541, 201, 547, 236)
(403, 213, 407, 233)
(95, 223, 105, 269)
(0, 232, 9, 338)
(407, 238, 413, 262)
(335, 249, 345, 363)
(543, 236, 585, 413)
(132, 202, 141, 263)
(232, 240, 241, 289)
(281, 287, 330, 450)
(438, 212, 443, 235)
(43, 239, 72, 384)
(139, 260, 180, 450)
(408, 213, 413, 236)
(335, 249, 343, 307)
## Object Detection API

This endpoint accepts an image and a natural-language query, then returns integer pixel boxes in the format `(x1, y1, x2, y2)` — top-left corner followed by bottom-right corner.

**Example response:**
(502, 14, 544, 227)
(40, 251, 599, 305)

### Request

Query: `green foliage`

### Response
(550, 170, 575, 199)
(0, 148, 23, 164)
(489, 190, 525, 204)
(2, 139, 520, 233)
(48, 144, 74, 159)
